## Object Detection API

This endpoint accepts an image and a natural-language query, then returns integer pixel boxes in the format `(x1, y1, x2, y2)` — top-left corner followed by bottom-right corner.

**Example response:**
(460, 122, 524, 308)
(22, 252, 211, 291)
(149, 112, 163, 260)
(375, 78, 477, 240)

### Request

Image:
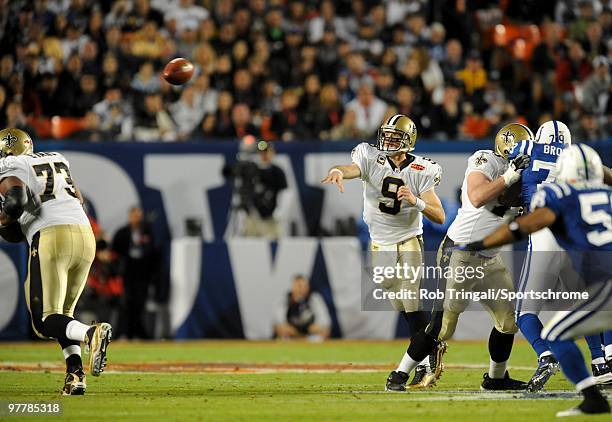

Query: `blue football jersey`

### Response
(531, 183, 612, 283)
(509, 140, 566, 207)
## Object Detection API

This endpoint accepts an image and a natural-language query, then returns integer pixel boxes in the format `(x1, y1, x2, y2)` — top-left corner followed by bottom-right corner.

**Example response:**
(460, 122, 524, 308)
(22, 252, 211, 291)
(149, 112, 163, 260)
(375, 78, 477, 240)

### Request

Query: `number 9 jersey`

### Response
(0, 152, 89, 244)
(351, 142, 442, 245)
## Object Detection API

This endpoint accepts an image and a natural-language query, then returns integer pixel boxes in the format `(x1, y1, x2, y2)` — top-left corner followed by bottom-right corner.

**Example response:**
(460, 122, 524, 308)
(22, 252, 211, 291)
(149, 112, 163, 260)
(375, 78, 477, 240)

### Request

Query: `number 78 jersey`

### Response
(351, 143, 442, 245)
(0, 152, 89, 244)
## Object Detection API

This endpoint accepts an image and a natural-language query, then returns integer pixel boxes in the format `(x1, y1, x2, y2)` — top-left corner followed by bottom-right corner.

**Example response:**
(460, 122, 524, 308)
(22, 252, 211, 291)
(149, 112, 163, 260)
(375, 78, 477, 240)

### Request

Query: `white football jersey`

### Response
(351, 143, 442, 245)
(447, 150, 518, 256)
(0, 152, 90, 244)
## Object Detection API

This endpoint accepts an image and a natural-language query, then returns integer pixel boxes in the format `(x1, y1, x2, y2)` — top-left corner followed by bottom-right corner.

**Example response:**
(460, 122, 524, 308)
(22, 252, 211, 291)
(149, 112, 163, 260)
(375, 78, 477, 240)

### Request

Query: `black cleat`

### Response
(592, 362, 612, 386)
(385, 370, 409, 392)
(556, 386, 611, 417)
(526, 355, 560, 392)
(480, 371, 527, 391)
(408, 364, 437, 389)
(62, 369, 86, 396)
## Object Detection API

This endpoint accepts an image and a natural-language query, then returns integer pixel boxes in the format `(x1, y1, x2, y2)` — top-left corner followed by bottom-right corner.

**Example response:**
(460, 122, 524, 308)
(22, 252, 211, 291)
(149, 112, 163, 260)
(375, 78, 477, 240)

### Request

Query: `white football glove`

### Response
(502, 153, 530, 187)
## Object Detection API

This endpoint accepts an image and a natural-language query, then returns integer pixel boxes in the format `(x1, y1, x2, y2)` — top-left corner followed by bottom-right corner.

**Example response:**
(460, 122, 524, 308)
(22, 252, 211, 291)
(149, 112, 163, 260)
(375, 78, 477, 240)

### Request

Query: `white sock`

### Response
(605, 344, 612, 361)
(397, 352, 419, 374)
(538, 351, 552, 360)
(66, 320, 91, 342)
(592, 357, 606, 365)
(576, 376, 596, 392)
(62, 345, 81, 359)
(488, 359, 507, 379)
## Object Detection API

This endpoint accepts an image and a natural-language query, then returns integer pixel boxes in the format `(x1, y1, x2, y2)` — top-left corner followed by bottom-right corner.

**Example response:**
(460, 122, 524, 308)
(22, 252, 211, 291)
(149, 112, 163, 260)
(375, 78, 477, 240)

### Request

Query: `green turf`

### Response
(0, 340, 608, 421)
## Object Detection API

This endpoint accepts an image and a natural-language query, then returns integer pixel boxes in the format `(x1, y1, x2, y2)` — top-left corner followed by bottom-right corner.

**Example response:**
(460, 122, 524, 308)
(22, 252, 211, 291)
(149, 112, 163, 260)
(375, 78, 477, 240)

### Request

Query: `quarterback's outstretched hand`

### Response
(397, 186, 416, 206)
(502, 153, 530, 186)
(321, 169, 345, 193)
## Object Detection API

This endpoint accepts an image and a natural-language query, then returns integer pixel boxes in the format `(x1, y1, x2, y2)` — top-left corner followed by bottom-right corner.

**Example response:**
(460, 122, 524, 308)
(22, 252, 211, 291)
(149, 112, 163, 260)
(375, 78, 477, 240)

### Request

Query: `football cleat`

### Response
(556, 386, 610, 417)
(526, 355, 560, 392)
(62, 369, 86, 396)
(480, 372, 527, 391)
(408, 365, 437, 389)
(431, 340, 447, 380)
(86, 322, 112, 377)
(592, 362, 612, 386)
(385, 370, 409, 392)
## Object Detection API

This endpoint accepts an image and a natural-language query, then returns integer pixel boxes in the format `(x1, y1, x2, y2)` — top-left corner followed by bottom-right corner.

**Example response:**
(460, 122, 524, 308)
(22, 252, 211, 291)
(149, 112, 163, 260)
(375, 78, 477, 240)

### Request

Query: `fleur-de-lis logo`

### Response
(475, 153, 488, 167)
(2, 132, 17, 148)
(502, 130, 514, 145)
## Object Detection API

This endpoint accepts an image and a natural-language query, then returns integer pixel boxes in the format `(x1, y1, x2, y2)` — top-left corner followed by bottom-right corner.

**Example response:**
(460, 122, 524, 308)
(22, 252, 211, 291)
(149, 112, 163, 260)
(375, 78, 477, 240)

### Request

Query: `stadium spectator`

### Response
(130, 61, 161, 95)
(578, 55, 610, 115)
(133, 92, 176, 142)
(273, 275, 331, 340)
(430, 84, 464, 140)
(163, 0, 209, 36)
(0, 1, 609, 141)
(344, 81, 392, 139)
(229, 103, 259, 139)
(269, 89, 304, 141)
(73, 74, 101, 117)
(316, 83, 344, 140)
(170, 85, 207, 140)
(201, 90, 234, 138)
(4, 100, 37, 136)
(93, 86, 134, 140)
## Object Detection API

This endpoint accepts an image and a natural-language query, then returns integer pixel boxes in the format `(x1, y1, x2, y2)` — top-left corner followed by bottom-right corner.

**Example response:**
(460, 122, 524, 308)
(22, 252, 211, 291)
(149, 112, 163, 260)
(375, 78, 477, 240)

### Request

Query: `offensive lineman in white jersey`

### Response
(390, 123, 533, 391)
(321, 114, 446, 391)
(0, 128, 112, 396)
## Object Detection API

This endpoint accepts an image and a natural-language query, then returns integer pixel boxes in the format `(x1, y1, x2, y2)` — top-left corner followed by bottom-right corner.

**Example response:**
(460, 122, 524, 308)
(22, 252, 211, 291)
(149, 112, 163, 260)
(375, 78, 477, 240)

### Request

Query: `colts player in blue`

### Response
(510, 121, 612, 392)
(508, 120, 572, 391)
(464, 144, 611, 417)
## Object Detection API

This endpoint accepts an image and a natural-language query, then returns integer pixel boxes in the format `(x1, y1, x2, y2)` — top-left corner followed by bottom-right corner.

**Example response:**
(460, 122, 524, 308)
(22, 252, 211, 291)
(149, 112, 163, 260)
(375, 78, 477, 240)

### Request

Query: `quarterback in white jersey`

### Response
(322, 114, 446, 391)
(0, 128, 112, 396)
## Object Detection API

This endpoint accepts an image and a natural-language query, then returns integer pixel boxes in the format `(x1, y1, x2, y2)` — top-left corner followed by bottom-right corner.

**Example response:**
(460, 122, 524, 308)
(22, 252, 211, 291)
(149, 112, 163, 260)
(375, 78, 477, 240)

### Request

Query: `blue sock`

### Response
(517, 313, 549, 358)
(603, 331, 612, 347)
(585, 334, 604, 360)
(549, 339, 591, 386)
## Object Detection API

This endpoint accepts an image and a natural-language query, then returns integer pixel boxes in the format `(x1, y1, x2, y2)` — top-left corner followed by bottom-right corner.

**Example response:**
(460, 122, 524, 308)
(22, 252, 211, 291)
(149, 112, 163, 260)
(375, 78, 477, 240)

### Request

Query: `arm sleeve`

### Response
(309, 293, 331, 328)
(466, 152, 497, 181)
(350, 143, 369, 181)
(418, 161, 442, 195)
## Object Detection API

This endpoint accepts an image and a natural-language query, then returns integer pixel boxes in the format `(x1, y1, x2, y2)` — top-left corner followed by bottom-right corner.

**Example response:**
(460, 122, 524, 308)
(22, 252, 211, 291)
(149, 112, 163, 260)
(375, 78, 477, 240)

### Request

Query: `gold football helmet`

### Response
(376, 114, 417, 154)
(494, 123, 533, 158)
(0, 128, 34, 157)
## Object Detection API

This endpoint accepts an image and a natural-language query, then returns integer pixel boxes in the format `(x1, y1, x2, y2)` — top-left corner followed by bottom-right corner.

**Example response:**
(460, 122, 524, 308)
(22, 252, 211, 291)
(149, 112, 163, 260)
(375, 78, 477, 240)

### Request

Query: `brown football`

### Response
(162, 58, 195, 85)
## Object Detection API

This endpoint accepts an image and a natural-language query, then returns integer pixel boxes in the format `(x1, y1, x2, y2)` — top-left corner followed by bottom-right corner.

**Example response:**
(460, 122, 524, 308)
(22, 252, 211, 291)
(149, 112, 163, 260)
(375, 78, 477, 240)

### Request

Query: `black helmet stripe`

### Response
(388, 114, 403, 126)
(577, 144, 590, 180)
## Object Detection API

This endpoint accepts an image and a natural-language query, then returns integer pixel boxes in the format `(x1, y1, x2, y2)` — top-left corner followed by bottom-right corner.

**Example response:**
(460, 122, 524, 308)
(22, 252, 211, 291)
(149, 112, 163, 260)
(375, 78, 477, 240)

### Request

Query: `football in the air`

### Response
(162, 58, 195, 85)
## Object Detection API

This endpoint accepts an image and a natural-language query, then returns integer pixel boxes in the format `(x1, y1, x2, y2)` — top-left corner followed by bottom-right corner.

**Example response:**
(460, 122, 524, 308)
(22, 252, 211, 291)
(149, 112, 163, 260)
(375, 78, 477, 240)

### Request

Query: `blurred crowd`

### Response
(0, 0, 610, 142)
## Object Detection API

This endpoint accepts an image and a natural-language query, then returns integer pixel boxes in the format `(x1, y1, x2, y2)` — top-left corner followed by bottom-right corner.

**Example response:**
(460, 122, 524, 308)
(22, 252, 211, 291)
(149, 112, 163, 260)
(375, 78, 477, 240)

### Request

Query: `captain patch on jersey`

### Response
(351, 142, 442, 245)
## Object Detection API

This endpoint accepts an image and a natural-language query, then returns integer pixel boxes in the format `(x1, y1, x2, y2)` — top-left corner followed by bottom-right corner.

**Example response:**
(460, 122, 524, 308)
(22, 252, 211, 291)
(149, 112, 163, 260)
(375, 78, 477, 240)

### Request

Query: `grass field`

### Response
(0, 339, 609, 421)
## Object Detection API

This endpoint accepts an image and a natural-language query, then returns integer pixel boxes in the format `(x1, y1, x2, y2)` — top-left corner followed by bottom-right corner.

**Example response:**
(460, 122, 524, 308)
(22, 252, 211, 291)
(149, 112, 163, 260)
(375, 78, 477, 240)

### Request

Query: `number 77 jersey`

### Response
(351, 142, 442, 245)
(0, 152, 89, 244)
